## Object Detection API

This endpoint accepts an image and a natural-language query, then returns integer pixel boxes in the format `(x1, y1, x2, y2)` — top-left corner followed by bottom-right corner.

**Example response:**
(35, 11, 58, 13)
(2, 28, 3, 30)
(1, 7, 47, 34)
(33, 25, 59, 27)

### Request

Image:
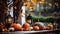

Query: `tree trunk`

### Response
(13, 0, 23, 23)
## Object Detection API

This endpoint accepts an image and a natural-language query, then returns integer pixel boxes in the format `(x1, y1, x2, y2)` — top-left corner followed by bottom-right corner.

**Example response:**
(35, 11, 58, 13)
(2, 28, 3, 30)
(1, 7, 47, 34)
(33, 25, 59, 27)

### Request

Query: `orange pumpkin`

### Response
(22, 23, 30, 28)
(11, 23, 23, 31)
(48, 24, 53, 30)
(33, 26, 40, 31)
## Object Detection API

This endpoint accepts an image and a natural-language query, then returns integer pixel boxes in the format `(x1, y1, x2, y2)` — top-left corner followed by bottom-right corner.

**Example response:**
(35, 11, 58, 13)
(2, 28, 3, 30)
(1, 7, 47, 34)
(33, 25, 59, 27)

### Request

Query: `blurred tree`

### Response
(0, 0, 8, 22)
(13, 0, 24, 23)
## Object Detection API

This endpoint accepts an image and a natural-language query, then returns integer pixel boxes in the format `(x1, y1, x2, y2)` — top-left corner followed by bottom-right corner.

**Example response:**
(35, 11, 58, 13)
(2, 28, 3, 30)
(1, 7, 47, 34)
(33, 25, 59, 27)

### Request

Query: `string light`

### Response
(55, 3, 59, 6)
(48, 3, 52, 6)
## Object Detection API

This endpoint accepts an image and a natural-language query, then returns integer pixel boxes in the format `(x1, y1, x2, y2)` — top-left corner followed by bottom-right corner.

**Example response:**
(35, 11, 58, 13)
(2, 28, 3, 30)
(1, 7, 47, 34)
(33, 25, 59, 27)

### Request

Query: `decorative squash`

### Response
(48, 24, 53, 30)
(11, 23, 23, 31)
(22, 23, 30, 28)
(34, 22, 46, 30)
(22, 23, 30, 31)
(33, 26, 40, 31)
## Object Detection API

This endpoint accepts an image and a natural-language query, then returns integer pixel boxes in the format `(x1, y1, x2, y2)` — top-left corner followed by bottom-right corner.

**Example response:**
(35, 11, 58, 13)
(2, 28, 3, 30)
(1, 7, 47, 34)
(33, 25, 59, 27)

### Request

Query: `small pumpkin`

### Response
(22, 23, 30, 31)
(48, 24, 53, 30)
(22, 23, 30, 28)
(33, 26, 40, 31)
(11, 23, 23, 31)
(34, 22, 46, 30)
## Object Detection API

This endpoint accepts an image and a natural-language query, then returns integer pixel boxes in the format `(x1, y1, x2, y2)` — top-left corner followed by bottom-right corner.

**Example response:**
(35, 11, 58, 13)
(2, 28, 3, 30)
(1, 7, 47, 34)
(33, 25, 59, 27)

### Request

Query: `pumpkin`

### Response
(48, 24, 53, 30)
(11, 23, 23, 31)
(22, 23, 30, 31)
(34, 22, 46, 30)
(33, 26, 40, 31)
(22, 23, 30, 28)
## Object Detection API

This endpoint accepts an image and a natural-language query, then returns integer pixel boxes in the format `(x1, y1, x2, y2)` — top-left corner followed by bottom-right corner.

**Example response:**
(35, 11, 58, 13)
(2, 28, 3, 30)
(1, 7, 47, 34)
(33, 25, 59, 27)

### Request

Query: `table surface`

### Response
(0, 29, 60, 34)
